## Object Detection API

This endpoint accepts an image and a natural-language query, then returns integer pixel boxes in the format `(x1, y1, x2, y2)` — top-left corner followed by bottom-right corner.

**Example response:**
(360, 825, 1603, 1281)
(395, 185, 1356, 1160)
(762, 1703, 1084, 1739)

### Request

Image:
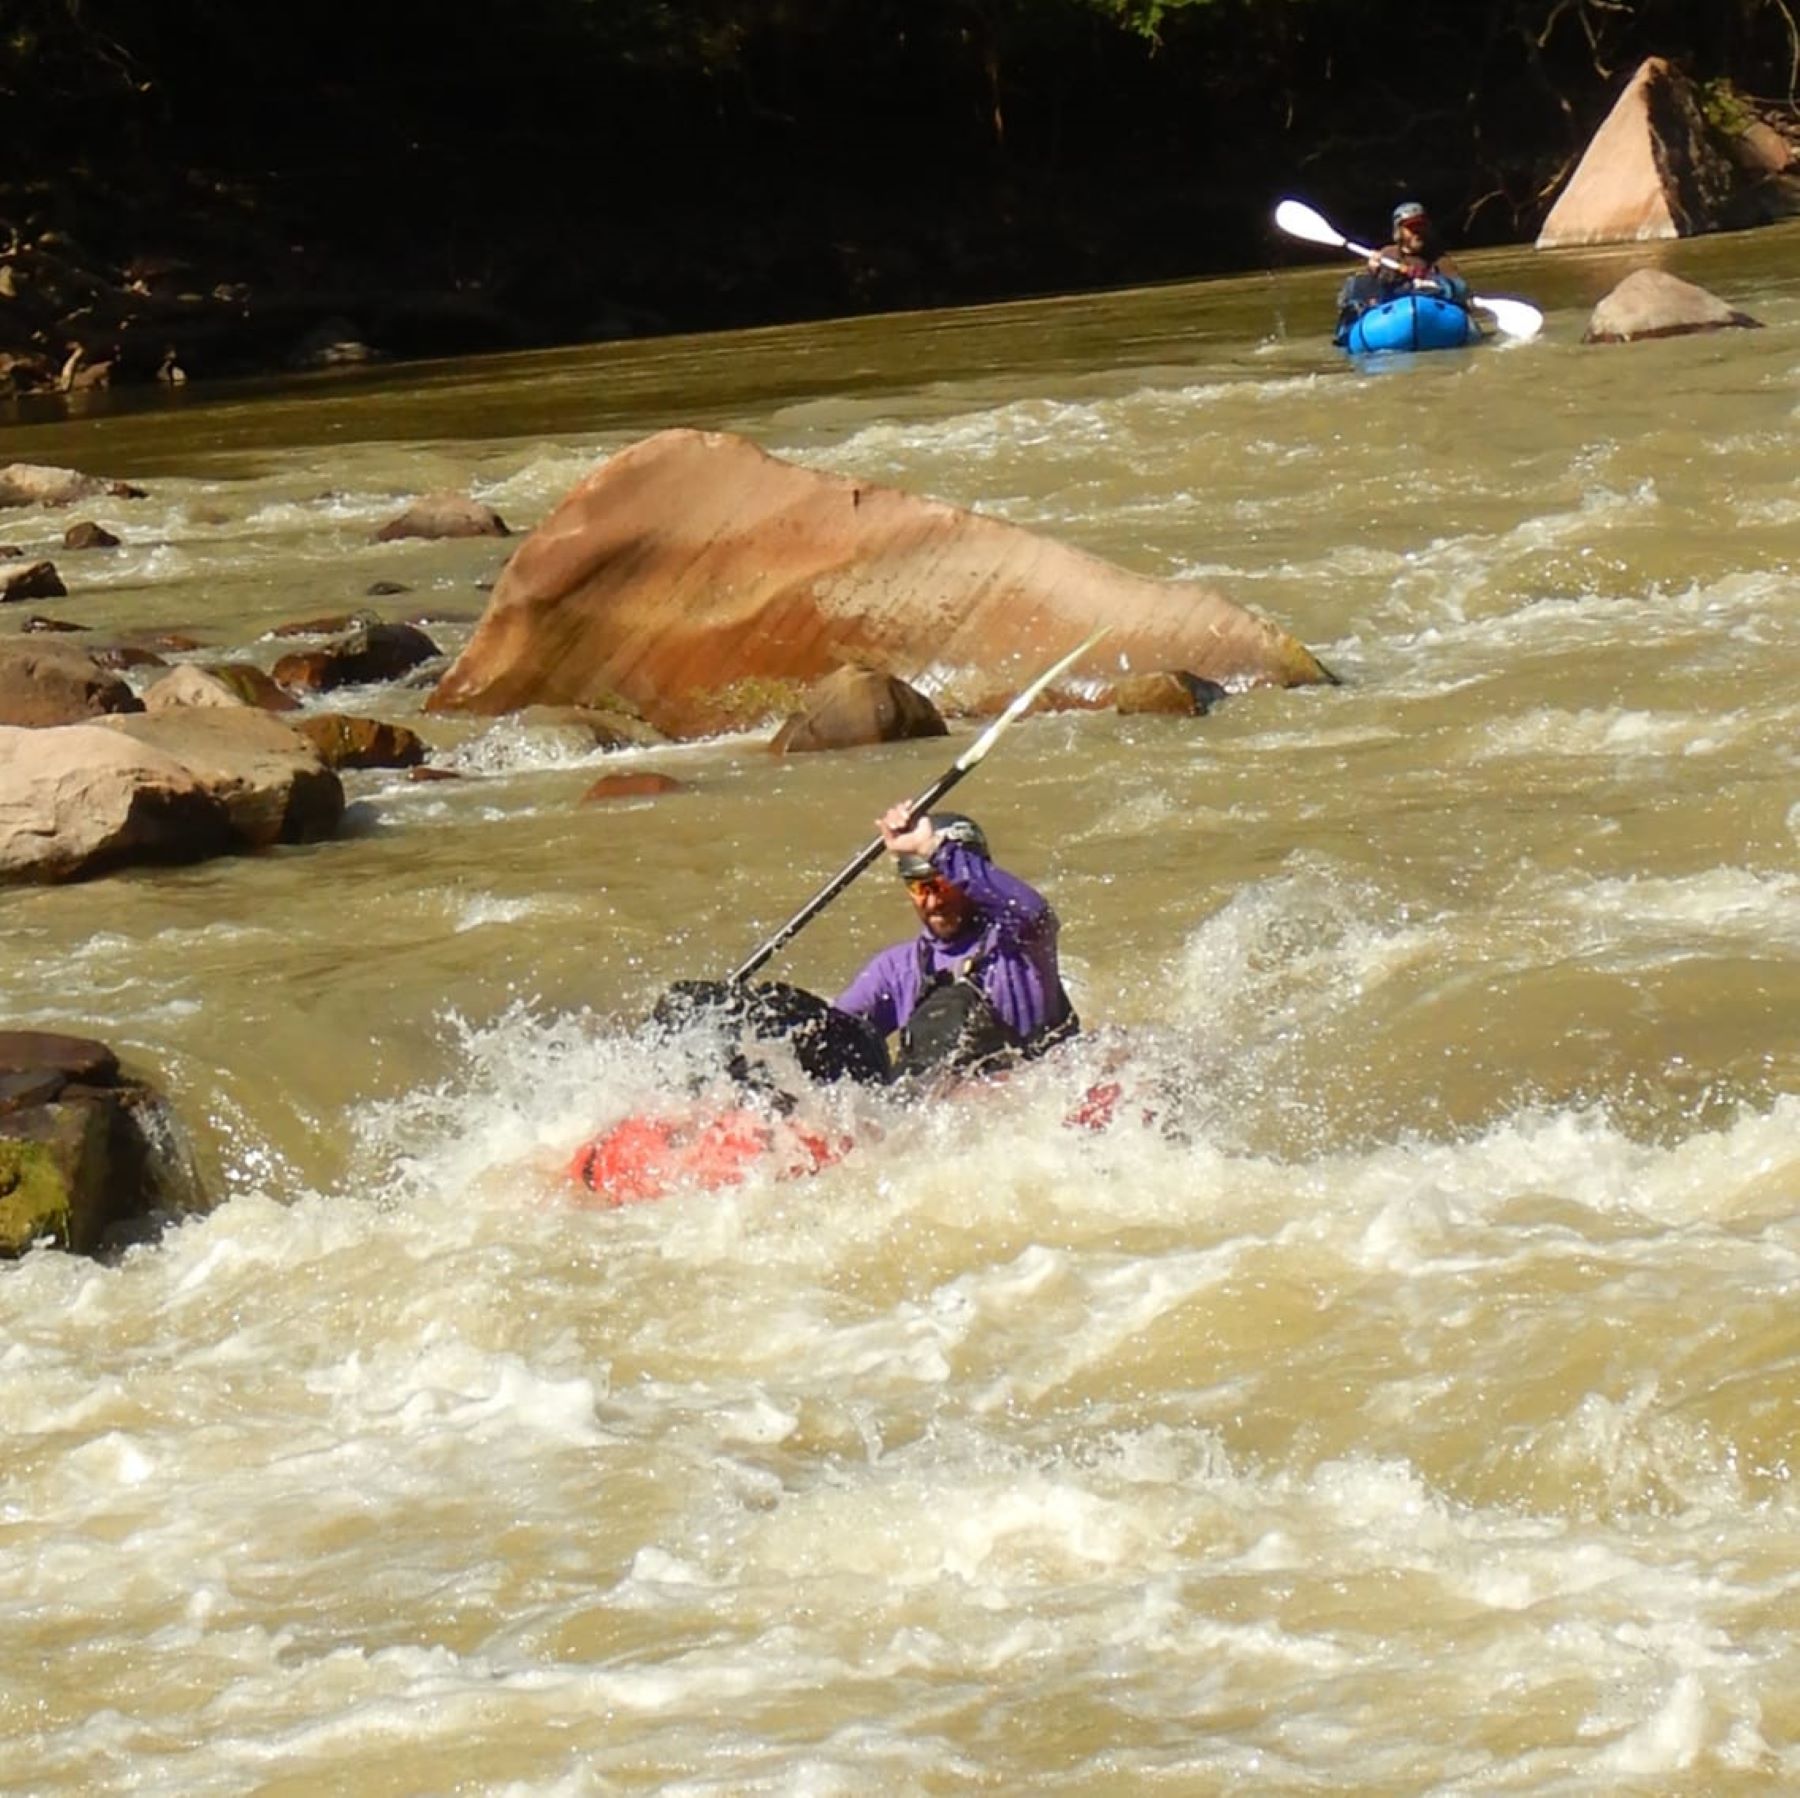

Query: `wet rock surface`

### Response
(0, 1030, 210, 1257)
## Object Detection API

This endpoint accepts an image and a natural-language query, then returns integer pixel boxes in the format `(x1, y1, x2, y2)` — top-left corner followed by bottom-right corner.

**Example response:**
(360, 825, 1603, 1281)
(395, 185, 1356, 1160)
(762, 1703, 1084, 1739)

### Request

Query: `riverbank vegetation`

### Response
(3, 0, 1797, 388)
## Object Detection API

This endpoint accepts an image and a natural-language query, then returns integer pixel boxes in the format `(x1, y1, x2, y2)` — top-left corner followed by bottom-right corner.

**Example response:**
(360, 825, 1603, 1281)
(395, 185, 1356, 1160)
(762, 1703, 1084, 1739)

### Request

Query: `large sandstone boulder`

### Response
(0, 638, 144, 727)
(1536, 59, 1790, 248)
(0, 1030, 208, 1256)
(425, 429, 1331, 739)
(1582, 269, 1763, 343)
(0, 711, 342, 882)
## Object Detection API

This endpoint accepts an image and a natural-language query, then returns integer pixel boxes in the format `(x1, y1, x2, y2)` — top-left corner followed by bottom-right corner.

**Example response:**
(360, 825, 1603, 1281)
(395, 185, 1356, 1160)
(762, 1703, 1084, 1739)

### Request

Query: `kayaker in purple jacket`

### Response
(833, 804, 1077, 1080)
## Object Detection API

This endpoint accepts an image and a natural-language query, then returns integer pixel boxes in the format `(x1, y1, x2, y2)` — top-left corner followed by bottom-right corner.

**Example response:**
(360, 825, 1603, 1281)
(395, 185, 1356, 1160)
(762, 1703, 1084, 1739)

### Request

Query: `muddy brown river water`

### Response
(2, 224, 1797, 1792)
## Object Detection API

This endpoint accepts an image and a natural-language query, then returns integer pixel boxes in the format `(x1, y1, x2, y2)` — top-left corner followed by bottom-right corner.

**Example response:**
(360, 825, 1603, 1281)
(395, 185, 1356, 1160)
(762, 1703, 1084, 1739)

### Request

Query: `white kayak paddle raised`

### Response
(1274, 198, 1544, 341)
(729, 628, 1108, 985)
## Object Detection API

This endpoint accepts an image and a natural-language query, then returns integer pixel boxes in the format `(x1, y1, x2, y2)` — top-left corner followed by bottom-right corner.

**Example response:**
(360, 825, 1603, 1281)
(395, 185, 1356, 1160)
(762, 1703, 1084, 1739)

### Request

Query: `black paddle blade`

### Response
(652, 980, 890, 1088)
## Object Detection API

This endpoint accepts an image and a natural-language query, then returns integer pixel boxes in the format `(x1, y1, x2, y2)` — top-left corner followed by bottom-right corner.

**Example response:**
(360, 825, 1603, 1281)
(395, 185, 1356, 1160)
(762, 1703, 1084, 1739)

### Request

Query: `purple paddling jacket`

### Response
(832, 841, 1072, 1043)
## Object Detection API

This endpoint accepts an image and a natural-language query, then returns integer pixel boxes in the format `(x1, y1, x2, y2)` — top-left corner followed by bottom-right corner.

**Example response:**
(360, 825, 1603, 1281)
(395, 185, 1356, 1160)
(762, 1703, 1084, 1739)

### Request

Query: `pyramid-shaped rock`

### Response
(1537, 58, 1738, 248)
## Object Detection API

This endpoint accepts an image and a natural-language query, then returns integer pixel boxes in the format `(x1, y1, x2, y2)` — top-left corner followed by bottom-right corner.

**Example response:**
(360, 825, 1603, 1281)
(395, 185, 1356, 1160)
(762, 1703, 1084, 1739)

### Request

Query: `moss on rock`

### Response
(0, 1138, 74, 1253)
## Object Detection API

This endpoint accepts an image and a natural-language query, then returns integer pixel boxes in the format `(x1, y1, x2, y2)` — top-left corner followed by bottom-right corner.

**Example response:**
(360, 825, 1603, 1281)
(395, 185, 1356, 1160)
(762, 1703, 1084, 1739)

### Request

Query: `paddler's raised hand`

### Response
(879, 802, 936, 864)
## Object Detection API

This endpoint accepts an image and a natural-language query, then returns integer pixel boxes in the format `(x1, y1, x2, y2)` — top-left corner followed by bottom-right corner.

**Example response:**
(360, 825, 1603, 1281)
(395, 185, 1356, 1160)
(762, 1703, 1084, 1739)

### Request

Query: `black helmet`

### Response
(895, 811, 988, 880)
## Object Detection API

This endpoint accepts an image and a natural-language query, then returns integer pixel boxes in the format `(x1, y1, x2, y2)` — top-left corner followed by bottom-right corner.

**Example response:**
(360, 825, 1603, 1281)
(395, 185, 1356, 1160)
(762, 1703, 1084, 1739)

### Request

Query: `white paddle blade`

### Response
(1274, 199, 1347, 250)
(1471, 295, 1544, 340)
(957, 626, 1109, 770)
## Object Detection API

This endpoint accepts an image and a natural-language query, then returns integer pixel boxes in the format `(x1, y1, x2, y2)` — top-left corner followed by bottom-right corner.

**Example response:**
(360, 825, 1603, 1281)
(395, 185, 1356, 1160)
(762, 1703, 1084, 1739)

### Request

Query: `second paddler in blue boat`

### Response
(1333, 200, 1479, 354)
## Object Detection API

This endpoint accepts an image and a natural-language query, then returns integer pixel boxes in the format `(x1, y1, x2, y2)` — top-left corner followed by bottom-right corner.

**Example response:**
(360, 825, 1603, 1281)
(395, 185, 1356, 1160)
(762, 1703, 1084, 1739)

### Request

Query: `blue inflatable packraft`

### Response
(1337, 293, 1479, 354)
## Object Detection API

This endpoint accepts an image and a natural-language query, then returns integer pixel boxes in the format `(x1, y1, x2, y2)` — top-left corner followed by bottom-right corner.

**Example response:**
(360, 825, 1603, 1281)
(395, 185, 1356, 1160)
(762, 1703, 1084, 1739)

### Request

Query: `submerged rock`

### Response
(1111, 670, 1228, 716)
(581, 771, 688, 802)
(374, 493, 509, 542)
(272, 619, 442, 694)
(507, 705, 654, 751)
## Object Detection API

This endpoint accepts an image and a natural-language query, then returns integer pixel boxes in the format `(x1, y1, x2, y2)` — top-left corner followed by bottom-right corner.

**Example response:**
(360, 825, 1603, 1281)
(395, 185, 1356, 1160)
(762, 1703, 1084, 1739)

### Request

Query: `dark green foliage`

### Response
(1, 1, 1795, 350)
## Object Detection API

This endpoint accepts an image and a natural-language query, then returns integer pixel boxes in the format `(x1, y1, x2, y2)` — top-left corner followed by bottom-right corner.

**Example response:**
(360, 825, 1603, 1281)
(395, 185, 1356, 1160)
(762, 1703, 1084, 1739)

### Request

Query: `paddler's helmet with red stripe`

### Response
(895, 812, 989, 880)
(1392, 200, 1427, 233)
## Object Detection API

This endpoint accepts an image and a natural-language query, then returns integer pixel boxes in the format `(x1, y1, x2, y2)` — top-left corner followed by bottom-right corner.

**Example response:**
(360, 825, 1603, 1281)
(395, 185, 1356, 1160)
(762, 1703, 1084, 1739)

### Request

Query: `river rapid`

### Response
(3, 227, 1798, 1793)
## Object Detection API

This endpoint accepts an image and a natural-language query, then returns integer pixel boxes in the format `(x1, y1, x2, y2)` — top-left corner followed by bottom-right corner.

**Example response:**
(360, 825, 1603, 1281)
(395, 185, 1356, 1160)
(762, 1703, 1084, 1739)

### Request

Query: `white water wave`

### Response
(1561, 867, 1800, 949)
(1474, 704, 1741, 761)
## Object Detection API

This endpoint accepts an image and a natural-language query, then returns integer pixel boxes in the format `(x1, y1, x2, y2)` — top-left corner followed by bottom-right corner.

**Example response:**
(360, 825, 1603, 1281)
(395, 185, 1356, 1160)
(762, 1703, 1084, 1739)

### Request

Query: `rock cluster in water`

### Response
(2, 432, 1334, 1253)
(0, 501, 461, 886)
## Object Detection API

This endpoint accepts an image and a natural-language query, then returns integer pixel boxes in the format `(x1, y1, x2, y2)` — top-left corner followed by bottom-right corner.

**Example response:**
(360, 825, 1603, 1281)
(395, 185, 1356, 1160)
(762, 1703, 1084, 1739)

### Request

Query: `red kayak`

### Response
(566, 1105, 851, 1208)
(565, 1059, 1161, 1207)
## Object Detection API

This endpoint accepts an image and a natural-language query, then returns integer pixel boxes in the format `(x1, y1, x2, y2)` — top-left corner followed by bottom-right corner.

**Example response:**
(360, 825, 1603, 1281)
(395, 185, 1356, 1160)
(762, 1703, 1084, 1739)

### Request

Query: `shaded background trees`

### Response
(3, 0, 1796, 353)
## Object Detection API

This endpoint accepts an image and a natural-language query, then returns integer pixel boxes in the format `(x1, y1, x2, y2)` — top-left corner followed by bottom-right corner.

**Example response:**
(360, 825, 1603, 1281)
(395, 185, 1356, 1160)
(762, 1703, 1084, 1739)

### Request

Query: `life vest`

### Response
(892, 938, 1078, 1083)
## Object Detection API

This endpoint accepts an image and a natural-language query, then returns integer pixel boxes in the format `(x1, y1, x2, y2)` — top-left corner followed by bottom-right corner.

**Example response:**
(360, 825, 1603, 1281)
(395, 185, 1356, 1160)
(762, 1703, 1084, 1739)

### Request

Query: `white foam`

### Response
(307, 1334, 609, 1448)
(450, 892, 569, 933)
(1475, 705, 1725, 761)
(1598, 1671, 1711, 1773)
(1562, 867, 1800, 950)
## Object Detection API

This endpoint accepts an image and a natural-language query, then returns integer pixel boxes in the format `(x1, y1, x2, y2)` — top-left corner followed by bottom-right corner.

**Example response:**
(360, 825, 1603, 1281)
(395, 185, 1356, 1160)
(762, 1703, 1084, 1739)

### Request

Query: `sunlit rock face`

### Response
(143, 664, 300, 713)
(425, 428, 1332, 740)
(0, 724, 230, 882)
(94, 710, 345, 849)
(290, 713, 429, 771)
(1535, 57, 1787, 248)
(0, 463, 144, 508)
(1582, 268, 1763, 344)
(0, 711, 342, 884)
